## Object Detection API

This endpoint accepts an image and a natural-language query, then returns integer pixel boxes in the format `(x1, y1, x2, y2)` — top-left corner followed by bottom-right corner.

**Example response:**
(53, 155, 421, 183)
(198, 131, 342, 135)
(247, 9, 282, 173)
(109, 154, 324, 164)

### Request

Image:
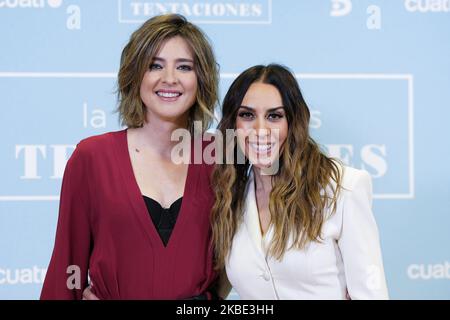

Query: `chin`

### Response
(248, 157, 275, 168)
(151, 108, 191, 122)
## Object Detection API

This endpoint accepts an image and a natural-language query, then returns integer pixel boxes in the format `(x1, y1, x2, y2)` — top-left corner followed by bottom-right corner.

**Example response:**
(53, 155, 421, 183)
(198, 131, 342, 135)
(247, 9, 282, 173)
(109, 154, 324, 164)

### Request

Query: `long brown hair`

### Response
(117, 14, 218, 132)
(211, 64, 342, 270)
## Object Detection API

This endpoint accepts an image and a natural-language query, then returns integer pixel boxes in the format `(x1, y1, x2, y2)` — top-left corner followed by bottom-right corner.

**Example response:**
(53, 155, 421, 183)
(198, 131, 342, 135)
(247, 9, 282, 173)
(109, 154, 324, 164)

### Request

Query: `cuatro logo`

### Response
(0, 0, 63, 9)
(407, 262, 450, 280)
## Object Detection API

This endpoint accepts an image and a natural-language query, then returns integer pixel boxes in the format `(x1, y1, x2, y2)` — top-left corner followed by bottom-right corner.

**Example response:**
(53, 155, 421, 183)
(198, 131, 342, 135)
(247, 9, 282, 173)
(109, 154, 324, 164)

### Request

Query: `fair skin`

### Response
(236, 82, 288, 235)
(128, 35, 197, 208)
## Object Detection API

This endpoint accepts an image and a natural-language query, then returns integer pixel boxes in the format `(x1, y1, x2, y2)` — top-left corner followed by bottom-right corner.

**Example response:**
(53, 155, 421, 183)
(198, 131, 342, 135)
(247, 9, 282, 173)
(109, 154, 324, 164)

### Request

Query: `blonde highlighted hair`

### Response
(211, 64, 342, 270)
(117, 14, 218, 132)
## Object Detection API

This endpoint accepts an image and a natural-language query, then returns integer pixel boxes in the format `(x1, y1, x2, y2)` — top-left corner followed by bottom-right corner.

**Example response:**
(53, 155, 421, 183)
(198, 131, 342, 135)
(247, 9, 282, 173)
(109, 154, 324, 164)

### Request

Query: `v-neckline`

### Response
(244, 170, 273, 256)
(117, 129, 195, 250)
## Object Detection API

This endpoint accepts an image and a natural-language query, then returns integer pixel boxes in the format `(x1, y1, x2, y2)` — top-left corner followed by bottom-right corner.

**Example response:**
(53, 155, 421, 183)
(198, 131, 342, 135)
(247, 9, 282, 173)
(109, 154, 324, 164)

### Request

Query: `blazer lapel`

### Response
(243, 170, 266, 258)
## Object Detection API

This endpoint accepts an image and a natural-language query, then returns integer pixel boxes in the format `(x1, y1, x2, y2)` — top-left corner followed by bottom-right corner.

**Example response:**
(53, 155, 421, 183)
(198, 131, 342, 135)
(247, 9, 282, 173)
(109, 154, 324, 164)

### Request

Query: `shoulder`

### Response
(340, 165, 372, 192)
(77, 130, 124, 152)
(330, 162, 373, 211)
(69, 130, 125, 166)
(324, 161, 372, 208)
(74, 130, 125, 157)
(324, 160, 371, 195)
(326, 163, 374, 234)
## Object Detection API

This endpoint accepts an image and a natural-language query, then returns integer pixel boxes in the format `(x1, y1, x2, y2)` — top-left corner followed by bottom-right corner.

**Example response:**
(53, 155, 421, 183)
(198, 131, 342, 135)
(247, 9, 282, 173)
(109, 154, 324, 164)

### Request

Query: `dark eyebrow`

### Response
(153, 57, 194, 63)
(239, 106, 285, 112)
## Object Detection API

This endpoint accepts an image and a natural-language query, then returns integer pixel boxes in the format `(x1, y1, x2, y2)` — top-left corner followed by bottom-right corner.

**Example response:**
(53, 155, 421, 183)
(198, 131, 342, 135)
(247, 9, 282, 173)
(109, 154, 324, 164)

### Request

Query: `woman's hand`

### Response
(82, 286, 99, 300)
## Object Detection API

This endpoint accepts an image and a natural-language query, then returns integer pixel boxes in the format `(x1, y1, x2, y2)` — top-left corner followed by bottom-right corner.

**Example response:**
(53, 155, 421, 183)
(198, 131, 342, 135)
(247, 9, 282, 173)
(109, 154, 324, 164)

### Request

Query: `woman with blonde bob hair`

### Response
(41, 14, 224, 300)
(211, 64, 389, 299)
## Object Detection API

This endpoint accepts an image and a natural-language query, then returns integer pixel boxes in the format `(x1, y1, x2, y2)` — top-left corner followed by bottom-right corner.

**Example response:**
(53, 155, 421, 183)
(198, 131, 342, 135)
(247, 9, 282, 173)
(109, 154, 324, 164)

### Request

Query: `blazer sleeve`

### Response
(337, 170, 389, 300)
(40, 143, 93, 300)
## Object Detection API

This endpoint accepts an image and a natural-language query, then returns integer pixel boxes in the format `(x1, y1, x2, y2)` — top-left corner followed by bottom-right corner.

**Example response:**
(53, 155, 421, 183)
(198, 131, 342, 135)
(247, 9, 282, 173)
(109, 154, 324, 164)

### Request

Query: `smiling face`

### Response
(140, 35, 198, 125)
(236, 82, 288, 169)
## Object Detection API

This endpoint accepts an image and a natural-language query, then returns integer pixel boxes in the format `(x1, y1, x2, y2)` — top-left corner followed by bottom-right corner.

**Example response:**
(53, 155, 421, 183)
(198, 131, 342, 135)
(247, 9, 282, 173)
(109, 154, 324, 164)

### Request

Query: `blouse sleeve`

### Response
(337, 170, 389, 300)
(40, 143, 92, 300)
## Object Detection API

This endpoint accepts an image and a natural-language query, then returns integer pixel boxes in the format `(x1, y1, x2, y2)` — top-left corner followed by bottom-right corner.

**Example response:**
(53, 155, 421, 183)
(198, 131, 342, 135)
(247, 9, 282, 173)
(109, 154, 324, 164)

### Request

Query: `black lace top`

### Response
(143, 196, 183, 247)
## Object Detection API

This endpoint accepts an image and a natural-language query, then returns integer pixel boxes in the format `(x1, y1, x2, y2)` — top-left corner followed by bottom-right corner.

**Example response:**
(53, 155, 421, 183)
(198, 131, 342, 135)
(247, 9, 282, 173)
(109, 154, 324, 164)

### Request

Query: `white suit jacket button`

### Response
(261, 272, 270, 281)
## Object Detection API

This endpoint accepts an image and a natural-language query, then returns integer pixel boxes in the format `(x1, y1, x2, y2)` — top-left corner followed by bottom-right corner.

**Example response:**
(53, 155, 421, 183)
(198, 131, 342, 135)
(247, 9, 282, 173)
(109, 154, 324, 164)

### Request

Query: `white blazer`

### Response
(225, 165, 389, 300)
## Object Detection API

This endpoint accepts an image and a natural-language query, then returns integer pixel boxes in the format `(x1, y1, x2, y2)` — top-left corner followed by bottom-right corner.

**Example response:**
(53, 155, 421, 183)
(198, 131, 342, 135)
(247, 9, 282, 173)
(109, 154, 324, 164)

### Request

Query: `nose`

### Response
(253, 115, 270, 130)
(252, 117, 271, 140)
(162, 66, 178, 85)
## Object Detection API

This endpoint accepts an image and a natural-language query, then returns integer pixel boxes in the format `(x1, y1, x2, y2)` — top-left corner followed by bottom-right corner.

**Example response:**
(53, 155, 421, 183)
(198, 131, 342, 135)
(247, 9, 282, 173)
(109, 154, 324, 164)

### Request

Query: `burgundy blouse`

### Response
(40, 129, 217, 299)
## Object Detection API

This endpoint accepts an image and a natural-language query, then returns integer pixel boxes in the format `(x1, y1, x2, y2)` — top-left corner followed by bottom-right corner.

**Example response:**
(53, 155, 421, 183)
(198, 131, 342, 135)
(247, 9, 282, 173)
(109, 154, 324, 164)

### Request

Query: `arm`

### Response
(40, 144, 93, 300)
(337, 170, 389, 300)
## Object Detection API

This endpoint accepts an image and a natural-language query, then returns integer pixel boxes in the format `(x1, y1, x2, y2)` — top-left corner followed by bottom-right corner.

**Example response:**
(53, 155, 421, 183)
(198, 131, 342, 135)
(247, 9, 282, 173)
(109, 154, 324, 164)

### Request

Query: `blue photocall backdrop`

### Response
(0, 0, 449, 299)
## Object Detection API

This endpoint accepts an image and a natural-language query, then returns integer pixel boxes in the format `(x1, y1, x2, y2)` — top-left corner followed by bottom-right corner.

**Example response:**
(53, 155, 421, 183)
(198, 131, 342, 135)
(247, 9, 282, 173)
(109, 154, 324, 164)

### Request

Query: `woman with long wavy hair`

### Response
(211, 64, 389, 299)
